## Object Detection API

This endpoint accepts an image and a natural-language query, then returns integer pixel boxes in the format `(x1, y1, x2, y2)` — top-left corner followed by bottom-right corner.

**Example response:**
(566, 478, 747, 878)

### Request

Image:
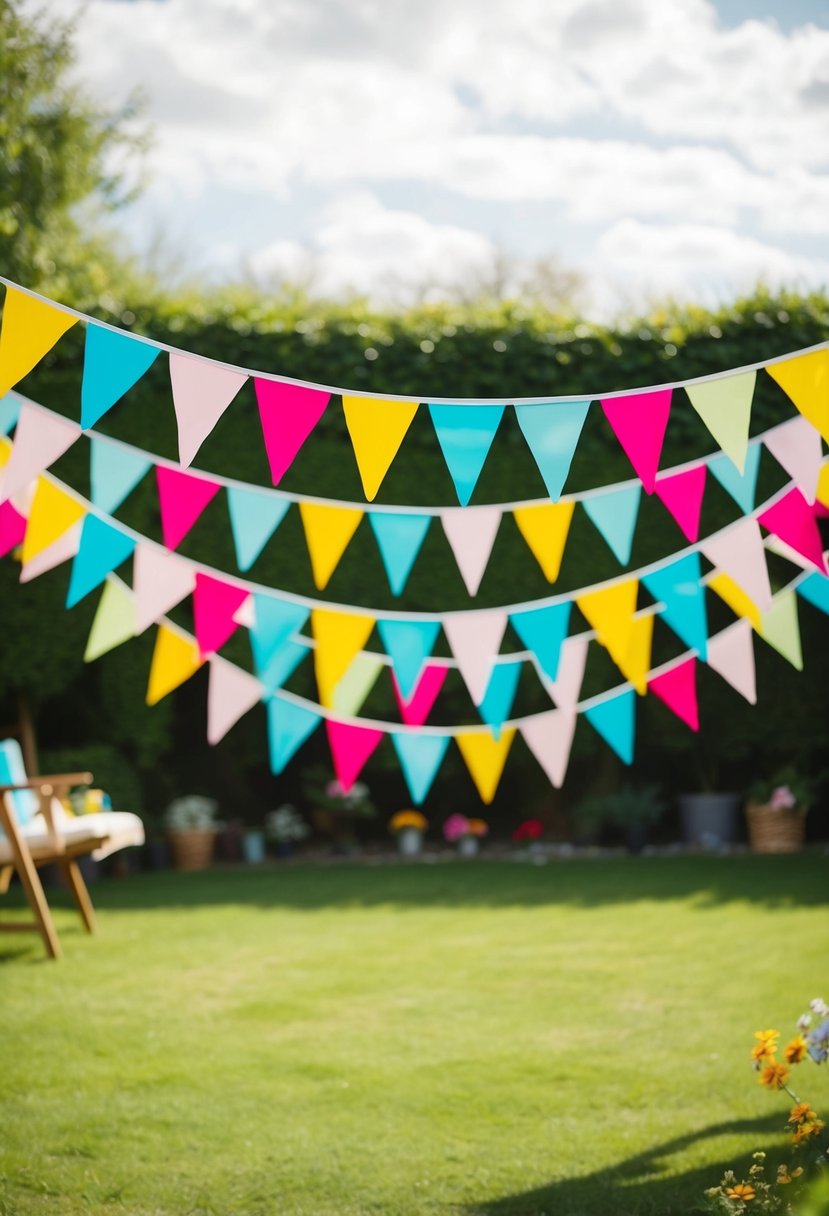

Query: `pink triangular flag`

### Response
(133, 543, 195, 633)
(520, 709, 577, 788)
(763, 416, 823, 505)
(443, 610, 508, 706)
(758, 488, 828, 573)
(19, 521, 81, 582)
(600, 389, 672, 493)
(156, 465, 221, 549)
(543, 634, 589, 708)
(441, 506, 502, 596)
(654, 465, 707, 542)
(325, 718, 384, 792)
(701, 518, 772, 612)
(0, 403, 80, 501)
(207, 655, 263, 744)
(707, 618, 756, 703)
(254, 378, 331, 485)
(169, 353, 248, 467)
(392, 664, 448, 726)
(193, 572, 249, 657)
(648, 658, 699, 731)
(0, 500, 26, 556)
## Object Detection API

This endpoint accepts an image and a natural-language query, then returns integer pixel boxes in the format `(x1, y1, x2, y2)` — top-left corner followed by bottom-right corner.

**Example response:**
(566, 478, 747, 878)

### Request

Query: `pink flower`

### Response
(769, 785, 797, 810)
(443, 814, 470, 842)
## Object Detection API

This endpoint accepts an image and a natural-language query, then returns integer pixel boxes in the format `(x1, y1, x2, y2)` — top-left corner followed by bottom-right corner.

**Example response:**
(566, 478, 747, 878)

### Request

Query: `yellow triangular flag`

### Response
(617, 613, 654, 695)
(686, 371, 756, 473)
(85, 578, 137, 662)
(331, 651, 385, 716)
(342, 396, 419, 501)
(311, 608, 375, 707)
(513, 501, 575, 582)
(21, 477, 85, 563)
(577, 579, 639, 656)
(766, 349, 829, 444)
(759, 590, 803, 670)
(456, 728, 516, 805)
(146, 624, 202, 706)
(0, 435, 12, 467)
(299, 501, 363, 590)
(816, 463, 829, 509)
(709, 572, 762, 631)
(0, 287, 78, 397)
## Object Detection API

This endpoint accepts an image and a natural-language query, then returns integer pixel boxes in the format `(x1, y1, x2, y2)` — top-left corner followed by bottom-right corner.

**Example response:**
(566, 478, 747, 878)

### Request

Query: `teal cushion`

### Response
(0, 739, 39, 826)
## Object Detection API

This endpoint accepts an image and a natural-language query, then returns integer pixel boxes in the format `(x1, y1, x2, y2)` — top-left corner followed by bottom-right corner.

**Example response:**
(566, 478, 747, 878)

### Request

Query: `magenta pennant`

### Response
(758, 489, 828, 574)
(654, 465, 707, 542)
(706, 618, 756, 703)
(325, 718, 384, 792)
(169, 352, 248, 467)
(156, 465, 221, 550)
(648, 658, 699, 731)
(520, 709, 577, 788)
(0, 500, 26, 556)
(392, 664, 448, 725)
(132, 543, 194, 633)
(193, 572, 249, 657)
(701, 518, 772, 612)
(255, 379, 331, 485)
(601, 389, 672, 493)
(0, 403, 80, 502)
(206, 655, 262, 745)
(763, 416, 823, 504)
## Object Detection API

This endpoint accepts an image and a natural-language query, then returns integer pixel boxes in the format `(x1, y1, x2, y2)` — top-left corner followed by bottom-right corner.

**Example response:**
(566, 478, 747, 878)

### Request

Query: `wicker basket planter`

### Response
(167, 828, 217, 871)
(745, 802, 806, 854)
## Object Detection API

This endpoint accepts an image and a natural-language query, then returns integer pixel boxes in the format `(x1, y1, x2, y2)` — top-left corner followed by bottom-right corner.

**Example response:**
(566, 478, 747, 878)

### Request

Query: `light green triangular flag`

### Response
(330, 652, 385, 716)
(759, 590, 803, 670)
(84, 577, 136, 662)
(686, 370, 756, 473)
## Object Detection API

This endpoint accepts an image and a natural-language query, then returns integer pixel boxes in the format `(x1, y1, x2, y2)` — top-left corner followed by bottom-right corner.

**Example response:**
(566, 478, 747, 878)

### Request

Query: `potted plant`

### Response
(745, 768, 816, 853)
(302, 766, 375, 852)
(512, 819, 544, 849)
(264, 804, 309, 859)
(443, 814, 488, 857)
(575, 783, 666, 853)
(164, 795, 219, 871)
(389, 810, 428, 856)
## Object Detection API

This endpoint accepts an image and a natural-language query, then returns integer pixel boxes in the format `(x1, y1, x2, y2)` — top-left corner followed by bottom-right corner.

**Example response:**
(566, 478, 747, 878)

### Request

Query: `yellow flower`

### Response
(777, 1164, 804, 1185)
(759, 1061, 790, 1089)
(389, 810, 428, 833)
(792, 1120, 825, 1144)
(752, 1030, 780, 1062)
(725, 1183, 756, 1201)
(784, 1036, 808, 1064)
(788, 1102, 818, 1124)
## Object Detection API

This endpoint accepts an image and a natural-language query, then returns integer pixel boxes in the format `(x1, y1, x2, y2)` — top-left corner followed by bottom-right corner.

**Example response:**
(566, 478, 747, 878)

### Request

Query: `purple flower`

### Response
(806, 1017, 829, 1064)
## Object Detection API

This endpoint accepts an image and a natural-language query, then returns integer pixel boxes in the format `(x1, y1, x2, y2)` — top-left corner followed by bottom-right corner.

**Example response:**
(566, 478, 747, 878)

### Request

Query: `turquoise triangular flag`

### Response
(227, 485, 290, 571)
(81, 323, 160, 429)
(391, 732, 450, 805)
(509, 602, 572, 683)
(377, 619, 440, 700)
(642, 552, 708, 660)
(429, 403, 505, 506)
(66, 515, 136, 607)
(584, 689, 636, 765)
(479, 660, 522, 737)
(797, 572, 829, 615)
(89, 437, 152, 515)
(0, 394, 21, 435)
(368, 512, 431, 595)
(583, 484, 642, 565)
(259, 638, 308, 695)
(708, 445, 761, 515)
(514, 400, 590, 500)
(266, 694, 321, 774)
(250, 593, 309, 674)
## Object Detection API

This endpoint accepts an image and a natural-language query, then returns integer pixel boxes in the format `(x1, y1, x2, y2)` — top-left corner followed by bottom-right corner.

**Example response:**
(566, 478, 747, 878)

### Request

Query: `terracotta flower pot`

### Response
(167, 829, 216, 871)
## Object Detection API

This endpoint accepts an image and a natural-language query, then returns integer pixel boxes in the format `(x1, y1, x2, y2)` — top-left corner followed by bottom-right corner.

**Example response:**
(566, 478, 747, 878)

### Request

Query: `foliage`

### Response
(301, 765, 375, 817)
(748, 768, 824, 814)
(443, 813, 488, 840)
(163, 795, 219, 832)
(264, 803, 309, 842)
(38, 743, 142, 813)
(576, 782, 667, 830)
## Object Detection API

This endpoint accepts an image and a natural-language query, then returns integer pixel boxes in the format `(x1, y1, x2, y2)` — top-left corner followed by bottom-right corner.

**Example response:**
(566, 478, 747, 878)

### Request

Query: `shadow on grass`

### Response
(467, 1113, 784, 1216)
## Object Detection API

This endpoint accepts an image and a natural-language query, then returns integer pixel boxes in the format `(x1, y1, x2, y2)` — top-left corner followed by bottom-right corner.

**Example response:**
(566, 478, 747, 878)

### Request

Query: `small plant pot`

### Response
(745, 802, 806, 853)
(167, 829, 216, 871)
(679, 793, 739, 849)
(457, 836, 479, 857)
(397, 827, 424, 856)
(242, 830, 266, 864)
(274, 841, 294, 860)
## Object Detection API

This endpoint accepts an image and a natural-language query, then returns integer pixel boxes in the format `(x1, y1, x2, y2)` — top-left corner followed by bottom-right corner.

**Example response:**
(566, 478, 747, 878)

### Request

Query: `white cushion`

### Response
(0, 800, 144, 865)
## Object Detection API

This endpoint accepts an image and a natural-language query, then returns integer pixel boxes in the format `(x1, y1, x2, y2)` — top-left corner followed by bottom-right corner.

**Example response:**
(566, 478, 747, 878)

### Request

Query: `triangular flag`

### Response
(249, 594, 310, 673)
(169, 352, 247, 466)
(600, 389, 672, 492)
(763, 416, 824, 505)
(758, 489, 827, 573)
(440, 506, 501, 596)
(510, 601, 572, 683)
(369, 511, 431, 596)
(311, 608, 375, 707)
(429, 403, 505, 506)
(479, 660, 522, 736)
(797, 571, 829, 614)
(584, 689, 636, 764)
(132, 543, 194, 634)
(258, 638, 307, 695)
(66, 514, 136, 607)
(512, 501, 574, 582)
(520, 709, 577, 789)
(648, 658, 699, 731)
(759, 590, 803, 670)
(255, 378, 331, 485)
(226, 485, 289, 572)
(443, 610, 508, 706)
(21, 478, 85, 564)
(342, 395, 419, 500)
(818, 464, 829, 510)
(765, 535, 821, 571)
(545, 635, 588, 708)
(708, 445, 761, 514)
(514, 400, 590, 499)
(81, 323, 160, 429)
(708, 572, 762, 631)
(617, 613, 654, 696)
(392, 664, 448, 726)
(193, 572, 249, 657)
(206, 655, 263, 745)
(701, 518, 772, 611)
(455, 728, 515, 804)
(325, 718, 384, 792)
(391, 733, 450, 805)
(642, 552, 709, 659)
(0, 403, 80, 501)
(20, 522, 81, 582)
(331, 652, 385, 717)
(84, 576, 136, 662)
(89, 437, 151, 515)
(0, 500, 26, 557)
(266, 694, 321, 773)
(685, 371, 756, 473)
(577, 580, 639, 656)
(0, 394, 22, 435)
(582, 484, 641, 565)
(654, 464, 707, 542)
(377, 619, 440, 700)
(766, 349, 829, 443)
(146, 624, 202, 706)
(706, 617, 756, 703)
(299, 501, 363, 590)
(156, 465, 220, 550)
(0, 286, 77, 398)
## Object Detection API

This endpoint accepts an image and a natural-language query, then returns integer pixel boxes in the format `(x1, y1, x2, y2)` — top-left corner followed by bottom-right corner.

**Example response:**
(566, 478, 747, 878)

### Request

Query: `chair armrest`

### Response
(10, 772, 94, 788)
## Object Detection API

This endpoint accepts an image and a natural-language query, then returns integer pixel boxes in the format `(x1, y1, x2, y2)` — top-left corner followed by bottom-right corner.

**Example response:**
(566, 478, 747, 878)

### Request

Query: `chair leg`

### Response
(0, 811, 62, 959)
(59, 859, 97, 934)
(0, 865, 12, 894)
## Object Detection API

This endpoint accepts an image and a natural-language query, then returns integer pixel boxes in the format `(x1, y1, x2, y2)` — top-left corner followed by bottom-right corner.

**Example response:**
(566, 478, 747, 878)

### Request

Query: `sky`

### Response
(34, 0, 829, 317)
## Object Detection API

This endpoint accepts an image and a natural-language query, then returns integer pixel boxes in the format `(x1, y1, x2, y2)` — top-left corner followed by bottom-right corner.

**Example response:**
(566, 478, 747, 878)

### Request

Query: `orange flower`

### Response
(777, 1165, 804, 1185)
(792, 1120, 825, 1144)
(759, 1061, 790, 1089)
(784, 1036, 808, 1064)
(752, 1030, 780, 1062)
(725, 1184, 756, 1201)
(788, 1102, 818, 1124)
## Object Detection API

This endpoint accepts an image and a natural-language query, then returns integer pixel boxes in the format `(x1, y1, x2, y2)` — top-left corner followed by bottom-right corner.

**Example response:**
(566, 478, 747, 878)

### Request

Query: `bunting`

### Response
(207, 655, 263, 745)
(455, 728, 515, 804)
(342, 395, 419, 500)
(156, 466, 221, 550)
(132, 543, 194, 634)
(686, 371, 755, 473)
(479, 660, 522, 736)
(0, 287, 77, 398)
(89, 438, 151, 515)
(169, 352, 247, 467)
(368, 512, 431, 595)
(642, 553, 708, 659)
(759, 590, 803, 670)
(509, 601, 571, 684)
(391, 732, 450, 805)
(21, 478, 85, 564)
(81, 323, 160, 429)
(429, 403, 505, 505)
(700, 518, 772, 612)
(584, 689, 636, 764)
(763, 416, 823, 505)
(520, 709, 577, 789)
(66, 514, 136, 607)
(226, 485, 289, 571)
(310, 608, 375, 707)
(255, 379, 331, 485)
(299, 501, 363, 590)
(266, 694, 321, 774)
(0, 402, 80, 503)
(331, 652, 385, 717)
(708, 446, 761, 514)
(443, 611, 508, 706)
(601, 389, 672, 492)
(654, 465, 706, 543)
(84, 577, 136, 662)
(514, 400, 590, 498)
(582, 484, 641, 565)
(706, 617, 756, 703)
(146, 624, 202, 706)
(377, 619, 440, 700)
(20, 522, 81, 583)
(512, 501, 574, 582)
(192, 572, 248, 657)
(392, 664, 448, 726)
(441, 506, 501, 596)
(766, 349, 829, 444)
(648, 659, 699, 731)
(757, 488, 828, 573)
(326, 719, 384, 792)
(0, 500, 26, 557)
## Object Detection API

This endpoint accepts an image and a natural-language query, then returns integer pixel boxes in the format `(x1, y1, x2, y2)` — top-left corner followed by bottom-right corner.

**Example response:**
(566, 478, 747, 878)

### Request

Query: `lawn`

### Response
(1, 855, 827, 1216)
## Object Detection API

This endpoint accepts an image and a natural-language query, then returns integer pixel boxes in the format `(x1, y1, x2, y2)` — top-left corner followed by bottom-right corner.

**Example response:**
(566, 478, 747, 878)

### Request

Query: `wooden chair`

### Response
(0, 739, 144, 959)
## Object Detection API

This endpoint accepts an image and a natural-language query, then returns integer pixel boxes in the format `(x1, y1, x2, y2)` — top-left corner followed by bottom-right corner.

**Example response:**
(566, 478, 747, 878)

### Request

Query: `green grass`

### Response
(1, 855, 827, 1216)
